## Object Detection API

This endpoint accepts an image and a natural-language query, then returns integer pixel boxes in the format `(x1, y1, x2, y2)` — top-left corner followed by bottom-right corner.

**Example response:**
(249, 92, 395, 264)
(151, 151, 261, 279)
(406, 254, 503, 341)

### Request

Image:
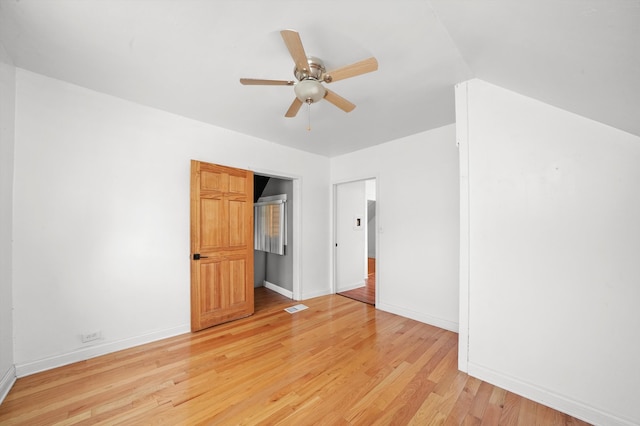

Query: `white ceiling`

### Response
(1, 0, 638, 157)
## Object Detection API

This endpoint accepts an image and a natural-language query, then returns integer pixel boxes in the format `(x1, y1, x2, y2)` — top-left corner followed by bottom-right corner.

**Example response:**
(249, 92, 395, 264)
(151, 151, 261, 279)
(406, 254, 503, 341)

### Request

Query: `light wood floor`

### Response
(0, 288, 591, 425)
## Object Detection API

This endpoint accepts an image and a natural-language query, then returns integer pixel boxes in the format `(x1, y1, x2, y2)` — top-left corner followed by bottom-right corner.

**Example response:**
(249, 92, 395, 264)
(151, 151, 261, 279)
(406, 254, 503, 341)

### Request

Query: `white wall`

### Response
(12, 70, 331, 376)
(335, 180, 367, 292)
(0, 42, 16, 402)
(458, 79, 640, 426)
(331, 125, 460, 331)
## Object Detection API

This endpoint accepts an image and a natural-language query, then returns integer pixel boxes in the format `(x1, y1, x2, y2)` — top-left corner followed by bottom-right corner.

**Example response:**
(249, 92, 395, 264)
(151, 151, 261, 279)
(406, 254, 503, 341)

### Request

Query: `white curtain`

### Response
(254, 198, 287, 255)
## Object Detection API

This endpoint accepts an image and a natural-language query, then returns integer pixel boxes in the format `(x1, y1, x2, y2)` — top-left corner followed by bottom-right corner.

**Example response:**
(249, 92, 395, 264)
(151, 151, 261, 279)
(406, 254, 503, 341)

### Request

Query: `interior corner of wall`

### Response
(455, 77, 471, 375)
(0, 365, 17, 404)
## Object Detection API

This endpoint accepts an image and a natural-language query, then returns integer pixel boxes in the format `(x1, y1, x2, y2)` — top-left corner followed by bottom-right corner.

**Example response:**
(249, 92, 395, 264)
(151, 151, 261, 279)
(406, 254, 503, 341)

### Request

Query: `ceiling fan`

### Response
(240, 29, 378, 118)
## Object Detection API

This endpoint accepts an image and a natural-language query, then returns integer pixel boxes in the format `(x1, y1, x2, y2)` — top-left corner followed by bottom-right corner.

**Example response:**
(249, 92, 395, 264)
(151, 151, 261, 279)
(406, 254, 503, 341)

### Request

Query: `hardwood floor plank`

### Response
(463, 413, 483, 425)
(269, 395, 325, 425)
(407, 391, 443, 425)
(469, 380, 495, 420)
(0, 288, 593, 425)
(430, 370, 471, 421)
(482, 403, 504, 425)
(344, 361, 412, 422)
(440, 374, 482, 425)
(372, 367, 436, 424)
(517, 397, 539, 426)
(499, 391, 523, 425)
(444, 387, 475, 425)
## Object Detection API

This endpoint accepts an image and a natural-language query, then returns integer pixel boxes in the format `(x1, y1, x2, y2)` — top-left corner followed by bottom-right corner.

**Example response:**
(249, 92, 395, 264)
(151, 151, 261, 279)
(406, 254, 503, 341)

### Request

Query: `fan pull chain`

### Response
(307, 100, 312, 131)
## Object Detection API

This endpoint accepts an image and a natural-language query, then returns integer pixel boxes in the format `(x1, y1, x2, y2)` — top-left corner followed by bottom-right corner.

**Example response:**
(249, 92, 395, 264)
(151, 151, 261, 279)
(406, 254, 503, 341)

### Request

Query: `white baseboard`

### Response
(0, 365, 16, 404)
(376, 302, 459, 333)
(301, 288, 332, 300)
(468, 362, 637, 426)
(336, 280, 365, 293)
(263, 280, 293, 299)
(15, 324, 190, 378)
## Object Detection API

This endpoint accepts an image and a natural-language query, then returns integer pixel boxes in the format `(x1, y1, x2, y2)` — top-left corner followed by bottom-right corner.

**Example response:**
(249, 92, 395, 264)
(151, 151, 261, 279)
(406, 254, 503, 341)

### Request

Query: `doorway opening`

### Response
(335, 178, 377, 306)
(253, 174, 297, 310)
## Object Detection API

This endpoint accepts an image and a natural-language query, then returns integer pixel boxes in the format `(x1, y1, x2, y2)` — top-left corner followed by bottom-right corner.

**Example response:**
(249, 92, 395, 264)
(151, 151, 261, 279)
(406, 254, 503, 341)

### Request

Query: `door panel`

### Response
(228, 199, 247, 247)
(190, 160, 254, 331)
(229, 257, 247, 305)
(200, 260, 223, 312)
(201, 170, 224, 191)
(229, 174, 246, 194)
(200, 198, 224, 249)
(335, 181, 367, 292)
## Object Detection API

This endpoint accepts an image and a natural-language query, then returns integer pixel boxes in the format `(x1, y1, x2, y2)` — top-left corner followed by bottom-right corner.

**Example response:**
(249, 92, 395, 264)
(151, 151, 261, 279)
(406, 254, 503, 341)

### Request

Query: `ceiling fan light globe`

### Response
(294, 79, 326, 104)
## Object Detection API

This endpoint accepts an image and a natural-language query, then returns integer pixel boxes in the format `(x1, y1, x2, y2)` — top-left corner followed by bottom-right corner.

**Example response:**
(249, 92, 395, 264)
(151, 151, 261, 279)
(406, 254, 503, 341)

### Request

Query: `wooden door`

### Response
(190, 160, 254, 332)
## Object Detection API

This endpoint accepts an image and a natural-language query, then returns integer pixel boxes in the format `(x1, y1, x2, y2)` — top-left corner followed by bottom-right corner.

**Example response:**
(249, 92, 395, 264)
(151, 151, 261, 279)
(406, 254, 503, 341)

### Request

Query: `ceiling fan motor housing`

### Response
(294, 56, 326, 81)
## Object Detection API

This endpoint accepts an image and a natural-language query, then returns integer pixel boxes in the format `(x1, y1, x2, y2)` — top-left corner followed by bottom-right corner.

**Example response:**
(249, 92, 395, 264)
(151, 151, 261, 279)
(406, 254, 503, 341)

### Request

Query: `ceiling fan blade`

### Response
(280, 30, 309, 74)
(324, 89, 356, 113)
(325, 57, 378, 83)
(285, 98, 303, 117)
(240, 78, 294, 86)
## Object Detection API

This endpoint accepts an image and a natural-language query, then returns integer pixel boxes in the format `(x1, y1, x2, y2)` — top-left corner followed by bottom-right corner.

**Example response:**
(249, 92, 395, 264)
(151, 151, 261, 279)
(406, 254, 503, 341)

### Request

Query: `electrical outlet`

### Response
(81, 330, 102, 343)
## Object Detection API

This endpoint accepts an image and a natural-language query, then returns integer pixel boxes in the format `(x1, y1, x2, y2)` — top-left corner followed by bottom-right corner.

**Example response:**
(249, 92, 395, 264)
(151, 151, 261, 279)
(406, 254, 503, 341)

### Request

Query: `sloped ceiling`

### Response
(0, 0, 638, 157)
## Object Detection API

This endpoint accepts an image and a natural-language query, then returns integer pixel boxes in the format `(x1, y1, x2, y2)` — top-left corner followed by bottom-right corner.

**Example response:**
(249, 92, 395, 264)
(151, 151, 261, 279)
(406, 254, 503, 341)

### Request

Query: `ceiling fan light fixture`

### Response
(294, 79, 326, 104)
